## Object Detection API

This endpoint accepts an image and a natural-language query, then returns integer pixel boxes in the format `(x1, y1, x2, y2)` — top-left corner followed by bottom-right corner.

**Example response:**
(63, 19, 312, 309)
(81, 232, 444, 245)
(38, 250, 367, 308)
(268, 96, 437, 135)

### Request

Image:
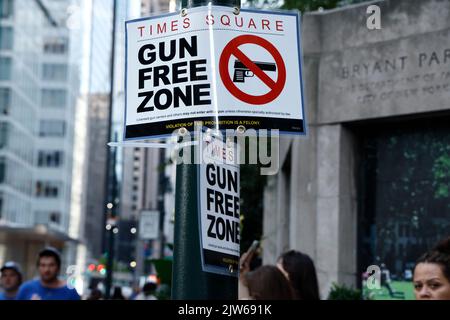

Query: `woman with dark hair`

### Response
(277, 250, 320, 300)
(244, 265, 295, 300)
(413, 236, 450, 300)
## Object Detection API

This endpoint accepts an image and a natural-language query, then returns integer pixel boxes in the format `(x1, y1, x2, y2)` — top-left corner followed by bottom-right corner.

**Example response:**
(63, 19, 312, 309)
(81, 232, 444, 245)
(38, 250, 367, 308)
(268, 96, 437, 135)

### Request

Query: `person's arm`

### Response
(238, 276, 251, 300)
(238, 249, 256, 300)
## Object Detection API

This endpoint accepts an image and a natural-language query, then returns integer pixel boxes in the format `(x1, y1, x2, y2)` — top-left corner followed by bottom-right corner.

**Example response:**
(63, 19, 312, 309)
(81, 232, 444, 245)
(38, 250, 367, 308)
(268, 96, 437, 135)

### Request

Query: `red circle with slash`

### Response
(219, 35, 286, 105)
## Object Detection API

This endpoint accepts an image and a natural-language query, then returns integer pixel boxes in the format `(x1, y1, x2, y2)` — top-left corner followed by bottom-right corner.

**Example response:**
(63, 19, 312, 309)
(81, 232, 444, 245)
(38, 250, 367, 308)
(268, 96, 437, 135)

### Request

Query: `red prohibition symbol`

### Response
(219, 34, 286, 105)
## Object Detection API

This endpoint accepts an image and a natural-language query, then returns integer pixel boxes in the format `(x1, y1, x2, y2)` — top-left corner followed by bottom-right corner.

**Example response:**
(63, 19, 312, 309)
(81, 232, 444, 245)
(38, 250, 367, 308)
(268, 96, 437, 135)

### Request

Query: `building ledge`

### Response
(0, 223, 78, 244)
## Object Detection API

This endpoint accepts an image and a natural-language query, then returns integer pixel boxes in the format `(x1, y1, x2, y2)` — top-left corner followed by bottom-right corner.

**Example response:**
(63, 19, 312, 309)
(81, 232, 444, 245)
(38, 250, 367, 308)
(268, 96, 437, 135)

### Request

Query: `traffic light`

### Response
(86, 264, 106, 276)
(97, 264, 106, 276)
(97, 264, 106, 275)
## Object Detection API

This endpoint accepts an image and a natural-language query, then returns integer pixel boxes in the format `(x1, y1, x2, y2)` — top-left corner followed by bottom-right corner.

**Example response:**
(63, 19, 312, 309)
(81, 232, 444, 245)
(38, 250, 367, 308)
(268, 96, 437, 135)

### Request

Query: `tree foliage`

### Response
(282, 0, 340, 11)
(240, 163, 266, 252)
(243, 0, 371, 12)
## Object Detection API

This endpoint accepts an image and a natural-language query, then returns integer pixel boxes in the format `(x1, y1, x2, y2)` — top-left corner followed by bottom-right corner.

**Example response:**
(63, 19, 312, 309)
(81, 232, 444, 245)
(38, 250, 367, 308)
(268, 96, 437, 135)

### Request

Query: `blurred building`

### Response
(0, 0, 40, 236)
(116, 0, 176, 285)
(0, 0, 115, 292)
(34, 0, 79, 255)
(0, 0, 87, 280)
(262, 0, 450, 298)
(84, 0, 114, 264)
(85, 94, 110, 260)
(140, 0, 173, 15)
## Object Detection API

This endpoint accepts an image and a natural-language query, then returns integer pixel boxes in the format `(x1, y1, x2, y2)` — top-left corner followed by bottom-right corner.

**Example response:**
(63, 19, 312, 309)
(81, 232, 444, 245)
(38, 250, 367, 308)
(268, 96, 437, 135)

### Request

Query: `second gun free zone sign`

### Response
(125, 6, 306, 139)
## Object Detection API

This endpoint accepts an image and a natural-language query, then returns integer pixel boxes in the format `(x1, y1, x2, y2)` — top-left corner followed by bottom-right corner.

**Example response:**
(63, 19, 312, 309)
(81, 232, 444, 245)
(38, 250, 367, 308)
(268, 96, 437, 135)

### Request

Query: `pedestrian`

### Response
(277, 250, 320, 300)
(413, 236, 450, 300)
(241, 265, 295, 300)
(0, 261, 22, 300)
(15, 247, 80, 300)
(380, 263, 404, 299)
(111, 286, 125, 300)
(86, 288, 103, 300)
(128, 284, 140, 300)
(134, 282, 158, 300)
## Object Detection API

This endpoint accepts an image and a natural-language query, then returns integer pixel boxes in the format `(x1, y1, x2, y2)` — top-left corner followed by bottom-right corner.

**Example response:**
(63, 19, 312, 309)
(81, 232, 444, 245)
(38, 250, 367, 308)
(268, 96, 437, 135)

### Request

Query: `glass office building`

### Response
(0, 0, 85, 280)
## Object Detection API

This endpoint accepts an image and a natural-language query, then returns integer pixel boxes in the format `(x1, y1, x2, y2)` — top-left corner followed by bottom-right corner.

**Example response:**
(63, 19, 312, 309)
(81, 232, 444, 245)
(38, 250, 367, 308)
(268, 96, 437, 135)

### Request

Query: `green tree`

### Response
(243, 0, 371, 12)
(282, 0, 340, 11)
(240, 164, 266, 252)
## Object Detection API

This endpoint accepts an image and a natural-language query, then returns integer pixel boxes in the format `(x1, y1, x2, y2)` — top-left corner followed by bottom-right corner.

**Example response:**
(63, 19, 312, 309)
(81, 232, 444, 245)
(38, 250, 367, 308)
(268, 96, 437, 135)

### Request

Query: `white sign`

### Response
(124, 6, 306, 139)
(139, 210, 160, 240)
(199, 132, 240, 276)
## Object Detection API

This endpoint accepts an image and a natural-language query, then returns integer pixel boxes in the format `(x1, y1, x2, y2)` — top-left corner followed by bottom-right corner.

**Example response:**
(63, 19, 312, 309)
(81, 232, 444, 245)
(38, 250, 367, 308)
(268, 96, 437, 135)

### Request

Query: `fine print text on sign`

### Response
(124, 6, 306, 139)
(199, 132, 240, 276)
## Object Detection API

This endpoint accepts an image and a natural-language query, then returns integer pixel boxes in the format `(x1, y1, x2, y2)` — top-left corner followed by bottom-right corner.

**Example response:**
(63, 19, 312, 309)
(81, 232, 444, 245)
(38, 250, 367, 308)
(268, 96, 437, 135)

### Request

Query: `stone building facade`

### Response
(263, 0, 450, 297)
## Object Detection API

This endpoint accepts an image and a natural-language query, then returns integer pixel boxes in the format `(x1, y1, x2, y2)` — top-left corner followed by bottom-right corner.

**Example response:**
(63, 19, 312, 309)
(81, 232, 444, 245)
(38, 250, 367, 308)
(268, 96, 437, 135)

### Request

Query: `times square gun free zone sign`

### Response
(124, 7, 306, 139)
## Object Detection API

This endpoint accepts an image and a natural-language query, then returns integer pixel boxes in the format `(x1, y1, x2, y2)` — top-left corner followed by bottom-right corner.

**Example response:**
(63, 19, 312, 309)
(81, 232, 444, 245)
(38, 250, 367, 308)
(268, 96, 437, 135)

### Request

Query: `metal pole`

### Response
(104, 0, 118, 299)
(105, 221, 116, 299)
(158, 148, 166, 259)
(172, 0, 240, 300)
(104, 145, 118, 299)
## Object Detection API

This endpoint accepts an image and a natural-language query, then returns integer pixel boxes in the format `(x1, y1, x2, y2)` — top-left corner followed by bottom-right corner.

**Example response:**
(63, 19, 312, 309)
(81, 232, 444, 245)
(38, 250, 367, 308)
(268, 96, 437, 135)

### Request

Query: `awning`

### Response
(0, 223, 78, 244)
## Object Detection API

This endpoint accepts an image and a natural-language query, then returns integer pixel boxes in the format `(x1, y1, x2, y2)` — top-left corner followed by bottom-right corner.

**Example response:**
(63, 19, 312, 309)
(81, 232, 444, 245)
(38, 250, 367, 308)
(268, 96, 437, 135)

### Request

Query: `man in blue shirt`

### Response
(16, 247, 80, 300)
(0, 261, 23, 300)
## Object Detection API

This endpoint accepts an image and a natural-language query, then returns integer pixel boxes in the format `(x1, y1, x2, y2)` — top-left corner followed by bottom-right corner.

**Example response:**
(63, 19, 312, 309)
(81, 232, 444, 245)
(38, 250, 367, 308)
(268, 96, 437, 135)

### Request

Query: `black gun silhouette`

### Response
(233, 60, 276, 83)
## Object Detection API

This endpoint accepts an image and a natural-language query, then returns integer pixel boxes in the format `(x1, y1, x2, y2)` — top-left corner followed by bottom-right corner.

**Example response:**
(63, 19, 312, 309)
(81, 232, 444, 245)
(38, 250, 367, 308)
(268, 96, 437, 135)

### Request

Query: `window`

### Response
(43, 37, 68, 54)
(0, 122, 8, 148)
(0, 191, 3, 219)
(41, 89, 67, 107)
(38, 150, 63, 167)
(49, 211, 61, 224)
(0, 57, 11, 80)
(0, 156, 5, 183)
(42, 64, 67, 81)
(358, 119, 450, 295)
(35, 181, 61, 198)
(0, 0, 13, 19)
(0, 27, 13, 50)
(35, 211, 61, 225)
(0, 88, 10, 115)
(39, 120, 65, 137)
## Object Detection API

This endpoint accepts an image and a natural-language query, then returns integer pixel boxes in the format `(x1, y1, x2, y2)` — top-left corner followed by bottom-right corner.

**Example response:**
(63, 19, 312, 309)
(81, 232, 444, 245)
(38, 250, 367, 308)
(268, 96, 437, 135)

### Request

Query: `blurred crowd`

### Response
(1, 236, 449, 300)
(0, 247, 160, 301)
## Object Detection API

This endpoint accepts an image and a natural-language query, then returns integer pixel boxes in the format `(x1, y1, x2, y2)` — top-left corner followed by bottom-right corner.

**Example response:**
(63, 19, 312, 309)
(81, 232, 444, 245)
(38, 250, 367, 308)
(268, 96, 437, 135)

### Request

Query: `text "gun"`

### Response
(233, 60, 276, 83)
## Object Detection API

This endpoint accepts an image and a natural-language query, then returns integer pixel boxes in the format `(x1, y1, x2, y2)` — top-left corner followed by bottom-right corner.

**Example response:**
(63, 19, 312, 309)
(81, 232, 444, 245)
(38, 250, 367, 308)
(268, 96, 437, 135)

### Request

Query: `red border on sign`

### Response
(219, 35, 286, 105)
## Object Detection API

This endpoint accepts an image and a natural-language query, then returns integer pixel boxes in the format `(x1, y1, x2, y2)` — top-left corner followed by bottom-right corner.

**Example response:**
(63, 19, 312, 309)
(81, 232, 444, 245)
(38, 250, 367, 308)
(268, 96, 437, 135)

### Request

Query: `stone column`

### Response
(316, 124, 357, 298)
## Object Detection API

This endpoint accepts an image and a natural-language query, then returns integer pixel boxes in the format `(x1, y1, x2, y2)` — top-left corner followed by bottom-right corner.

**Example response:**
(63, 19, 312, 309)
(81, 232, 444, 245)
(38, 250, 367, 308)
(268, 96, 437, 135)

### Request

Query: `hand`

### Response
(239, 249, 255, 277)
